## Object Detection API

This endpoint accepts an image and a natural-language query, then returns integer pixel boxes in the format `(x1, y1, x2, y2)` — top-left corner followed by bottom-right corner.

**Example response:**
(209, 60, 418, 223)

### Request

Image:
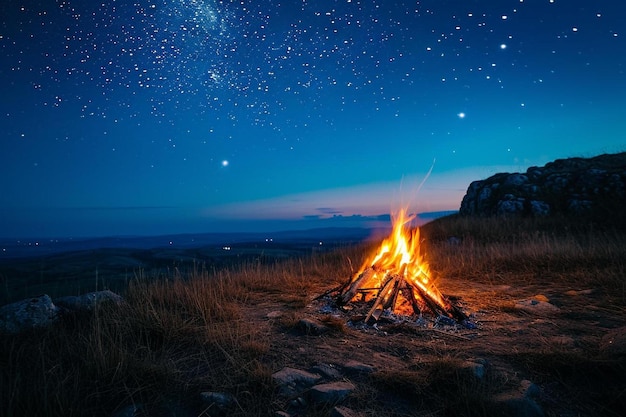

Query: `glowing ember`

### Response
(338, 209, 464, 322)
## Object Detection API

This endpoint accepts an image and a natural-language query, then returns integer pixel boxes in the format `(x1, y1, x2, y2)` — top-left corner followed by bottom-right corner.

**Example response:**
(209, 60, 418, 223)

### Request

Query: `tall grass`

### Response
(421, 215, 626, 298)
(1, 215, 625, 416)
(0, 251, 361, 417)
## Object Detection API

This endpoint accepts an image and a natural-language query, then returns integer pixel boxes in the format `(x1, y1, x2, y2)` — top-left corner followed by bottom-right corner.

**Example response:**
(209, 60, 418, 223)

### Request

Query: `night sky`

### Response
(1, 0, 625, 238)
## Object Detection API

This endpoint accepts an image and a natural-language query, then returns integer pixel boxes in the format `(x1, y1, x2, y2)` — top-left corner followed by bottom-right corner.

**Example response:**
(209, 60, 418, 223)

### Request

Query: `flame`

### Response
(352, 209, 449, 314)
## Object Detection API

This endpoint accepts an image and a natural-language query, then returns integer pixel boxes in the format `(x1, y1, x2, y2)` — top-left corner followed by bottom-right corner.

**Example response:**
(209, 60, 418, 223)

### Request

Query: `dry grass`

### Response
(1, 215, 626, 416)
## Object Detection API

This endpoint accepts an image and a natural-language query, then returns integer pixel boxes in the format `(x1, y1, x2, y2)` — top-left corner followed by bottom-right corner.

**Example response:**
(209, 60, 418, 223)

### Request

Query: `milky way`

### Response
(1, 0, 625, 237)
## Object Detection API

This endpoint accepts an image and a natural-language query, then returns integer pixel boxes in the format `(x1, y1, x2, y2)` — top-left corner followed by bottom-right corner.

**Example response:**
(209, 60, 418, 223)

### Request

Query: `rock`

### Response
(272, 367, 322, 396)
(310, 381, 356, 404)
(288, 396, 307, 408)
(460, 359, 487, 379)
(0, 294, 59, 334)
(55, 290, 123, 313)
(497, 196, 525, 215)
(272, 367, 322, 386)
(532, 294, 549, 303)
(200, 391, 236, 411)
(343, 360, 375, 374)
(459, 152, 626, 219)
(492, 380, 544, 417)
(274, 412, 292, 417)
(266, 310, 283, 319)
(529, 200, 550, 216)
(310, 363, 342, 379)
(330, 405, 365, 417)
(599, 327, 626, 356)
(514, 299, 560, 315)
(296, 318, 330, 335)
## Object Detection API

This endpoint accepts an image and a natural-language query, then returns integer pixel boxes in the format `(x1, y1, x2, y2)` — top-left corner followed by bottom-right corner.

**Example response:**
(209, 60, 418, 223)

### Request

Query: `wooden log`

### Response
(339, 267, 375, 305)
(400, 284, 422, 316)
(365, 274, 398, 322)
(412, 283, 448, 317)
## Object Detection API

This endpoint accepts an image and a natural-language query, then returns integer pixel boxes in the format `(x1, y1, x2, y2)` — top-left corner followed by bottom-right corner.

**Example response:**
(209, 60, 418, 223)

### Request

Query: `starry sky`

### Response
(1, 0, 625, 238)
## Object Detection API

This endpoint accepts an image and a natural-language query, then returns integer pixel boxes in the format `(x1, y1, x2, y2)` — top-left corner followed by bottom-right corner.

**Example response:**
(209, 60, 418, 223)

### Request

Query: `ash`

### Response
(312, 294, 479, 336)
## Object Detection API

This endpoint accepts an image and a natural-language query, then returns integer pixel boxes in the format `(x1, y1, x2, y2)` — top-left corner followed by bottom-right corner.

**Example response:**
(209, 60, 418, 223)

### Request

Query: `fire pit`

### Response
(330, 209, 468, 325)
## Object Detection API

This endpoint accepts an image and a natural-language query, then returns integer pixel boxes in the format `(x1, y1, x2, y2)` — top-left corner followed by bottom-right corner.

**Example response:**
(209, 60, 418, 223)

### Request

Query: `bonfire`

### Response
(335, 209, 466, 323)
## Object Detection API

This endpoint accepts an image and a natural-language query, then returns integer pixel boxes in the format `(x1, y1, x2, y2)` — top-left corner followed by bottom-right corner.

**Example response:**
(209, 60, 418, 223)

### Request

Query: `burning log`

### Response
(365, 273, 401, 322)
(339, 267, 466, 323)
(334, 209, 468, 324)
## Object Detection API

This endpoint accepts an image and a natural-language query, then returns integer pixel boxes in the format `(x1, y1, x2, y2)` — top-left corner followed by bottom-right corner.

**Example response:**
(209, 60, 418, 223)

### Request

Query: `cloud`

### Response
(315, 207, 344, 215)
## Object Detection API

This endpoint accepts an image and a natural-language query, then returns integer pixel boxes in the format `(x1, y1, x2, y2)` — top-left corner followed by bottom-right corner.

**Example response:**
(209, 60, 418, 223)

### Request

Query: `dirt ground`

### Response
(242, 276, 626, 416)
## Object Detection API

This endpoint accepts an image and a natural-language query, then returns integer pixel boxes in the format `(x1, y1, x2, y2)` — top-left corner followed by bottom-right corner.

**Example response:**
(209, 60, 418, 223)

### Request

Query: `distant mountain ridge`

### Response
(459, 152, 626, 222)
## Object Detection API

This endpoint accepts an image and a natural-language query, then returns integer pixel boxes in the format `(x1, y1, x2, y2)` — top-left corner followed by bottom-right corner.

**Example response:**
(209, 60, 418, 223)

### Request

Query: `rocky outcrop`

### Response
(0, 290, 124, 334)
(460, 152, 626, 218)
(0, 294, 59, 334)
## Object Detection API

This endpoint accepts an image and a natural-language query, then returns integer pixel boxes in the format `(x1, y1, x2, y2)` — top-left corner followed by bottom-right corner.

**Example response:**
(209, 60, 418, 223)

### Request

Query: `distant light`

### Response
(500, 43, 507, 50)
(457, 112, 466, 119)
(501, 15, 508, 20)
(221, 160, 229, 167)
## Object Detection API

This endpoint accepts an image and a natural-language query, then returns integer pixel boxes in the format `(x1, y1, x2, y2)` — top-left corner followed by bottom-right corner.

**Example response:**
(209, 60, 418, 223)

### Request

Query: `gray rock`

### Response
(514, 299, 560, 315)
(55, 290, 123, 313)
(529, 200, 550, 216)
(497, 197, 525, 215)
(288, 396, 307, 408)
(272, 367, 322, 387)
(505, 173, 528, 187)
(200, 391, 236, 411)
(272, 367, 322, 397)
(343, 360, 375, 374)
(311, 363, 342, 379)
(0, 294, 59, 334)
(266, 310, 283, 319)
(566, 198, 592, 214)
(310, 381, 356, 404)
(460, 359, 487, 379)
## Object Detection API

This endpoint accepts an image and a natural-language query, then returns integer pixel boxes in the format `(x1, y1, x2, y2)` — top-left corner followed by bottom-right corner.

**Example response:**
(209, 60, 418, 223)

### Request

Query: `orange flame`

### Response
(352, 209, 449, 314)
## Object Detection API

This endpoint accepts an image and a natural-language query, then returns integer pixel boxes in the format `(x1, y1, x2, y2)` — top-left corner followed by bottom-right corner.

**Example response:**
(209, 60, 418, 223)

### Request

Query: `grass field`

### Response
(1, 214, 626, 416)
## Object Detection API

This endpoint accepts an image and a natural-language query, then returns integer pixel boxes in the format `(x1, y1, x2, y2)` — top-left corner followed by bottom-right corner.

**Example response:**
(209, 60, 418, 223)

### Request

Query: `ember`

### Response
(335, 209, 466, 323)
